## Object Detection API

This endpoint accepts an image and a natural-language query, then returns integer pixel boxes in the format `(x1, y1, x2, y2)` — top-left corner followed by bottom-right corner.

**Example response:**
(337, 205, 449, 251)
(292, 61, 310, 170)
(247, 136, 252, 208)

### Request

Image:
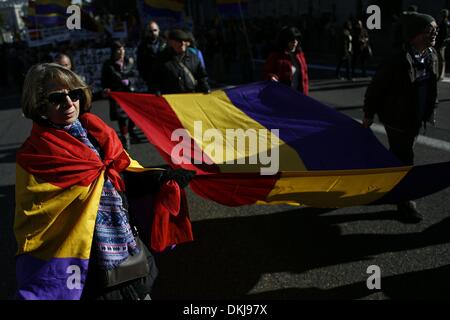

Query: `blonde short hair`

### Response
(21, 63, 92, 122)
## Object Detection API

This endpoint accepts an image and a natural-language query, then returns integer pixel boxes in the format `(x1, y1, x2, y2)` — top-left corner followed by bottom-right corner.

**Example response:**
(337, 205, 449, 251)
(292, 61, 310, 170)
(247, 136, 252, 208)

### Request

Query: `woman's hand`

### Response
(162, 168, 196, 188)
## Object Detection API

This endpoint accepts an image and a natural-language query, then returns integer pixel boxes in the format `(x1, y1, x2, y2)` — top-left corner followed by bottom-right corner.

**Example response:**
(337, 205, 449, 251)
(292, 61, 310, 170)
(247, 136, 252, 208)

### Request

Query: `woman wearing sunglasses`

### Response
(15, 63, 195, 300)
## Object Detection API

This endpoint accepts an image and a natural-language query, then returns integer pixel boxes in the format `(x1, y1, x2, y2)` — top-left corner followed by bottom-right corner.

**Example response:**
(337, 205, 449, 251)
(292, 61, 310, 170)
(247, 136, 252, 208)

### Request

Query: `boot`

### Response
(397, 201, 422, 224)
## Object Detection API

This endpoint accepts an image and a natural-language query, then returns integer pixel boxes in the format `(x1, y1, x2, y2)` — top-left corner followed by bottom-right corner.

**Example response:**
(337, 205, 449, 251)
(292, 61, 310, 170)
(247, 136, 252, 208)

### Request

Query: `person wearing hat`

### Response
(435, 9, 450, 80)
(363, 12, 439, 223)
(153, 28, 210, 95)
(407, 4, 419, 12)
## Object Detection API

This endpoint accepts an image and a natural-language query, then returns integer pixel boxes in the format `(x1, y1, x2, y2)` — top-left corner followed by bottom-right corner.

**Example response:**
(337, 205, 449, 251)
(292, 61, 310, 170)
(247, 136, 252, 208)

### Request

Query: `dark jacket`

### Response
(154, 47, 210, 94)
(436, 19, 450, 49)
(264, 49, 309, 95)
(364, 46, 438, 134)
(137, 37, 167, 91)
(101, 58, 136, 121)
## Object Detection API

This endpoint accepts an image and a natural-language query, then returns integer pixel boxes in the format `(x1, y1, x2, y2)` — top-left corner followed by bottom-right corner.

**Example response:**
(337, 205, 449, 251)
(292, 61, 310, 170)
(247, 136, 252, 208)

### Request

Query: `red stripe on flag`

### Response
(192, 173, 279, 206)
(110, 92, 278, 205)
(110, 92, 218, 174)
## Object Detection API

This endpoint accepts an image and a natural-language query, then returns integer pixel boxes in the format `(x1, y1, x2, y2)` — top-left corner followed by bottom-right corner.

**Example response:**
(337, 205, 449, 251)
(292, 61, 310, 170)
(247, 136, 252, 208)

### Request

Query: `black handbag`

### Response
(102, 236, 152, 288)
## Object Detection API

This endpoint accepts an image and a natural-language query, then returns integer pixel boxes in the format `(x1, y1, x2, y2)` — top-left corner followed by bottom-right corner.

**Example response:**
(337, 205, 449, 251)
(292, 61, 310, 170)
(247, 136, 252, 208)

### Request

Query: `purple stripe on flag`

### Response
(372, 161, 450, 205)
(15, 254, 89, 300)
(224, 81, 402, 170)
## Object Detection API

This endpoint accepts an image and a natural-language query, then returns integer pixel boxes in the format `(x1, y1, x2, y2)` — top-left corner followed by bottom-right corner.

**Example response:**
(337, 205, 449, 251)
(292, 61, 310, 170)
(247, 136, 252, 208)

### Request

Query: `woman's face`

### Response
(113, 47, 125, 61)
(168, 39, 188, 54)
(287, 39, 298, 52)
(44, 81, 81, 126)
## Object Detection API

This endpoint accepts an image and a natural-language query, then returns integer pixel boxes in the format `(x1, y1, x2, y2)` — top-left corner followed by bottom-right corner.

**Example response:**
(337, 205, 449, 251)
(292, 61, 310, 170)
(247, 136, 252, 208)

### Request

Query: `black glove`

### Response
(122, 170, 164, 198)
(161, 168, 196, 188)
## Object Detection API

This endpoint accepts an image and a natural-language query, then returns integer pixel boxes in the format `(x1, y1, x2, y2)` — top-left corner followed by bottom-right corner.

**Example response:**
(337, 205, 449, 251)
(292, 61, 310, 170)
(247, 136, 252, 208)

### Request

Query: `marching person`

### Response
(435, 9, 450, 80)
(336, 20, 353, 81)
(352, 20, 371, 78)
(363, 12, 439, 223)
(153, 29, 210, 95)
(101, 41, 139, 150)
(264, 26, 309, 95)
(137, 20, 167, 93)
(15, 63, 195, 300)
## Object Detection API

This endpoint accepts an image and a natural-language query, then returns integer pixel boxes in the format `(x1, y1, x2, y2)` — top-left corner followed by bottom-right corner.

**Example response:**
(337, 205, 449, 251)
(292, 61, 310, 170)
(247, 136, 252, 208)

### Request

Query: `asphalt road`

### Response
(1, 75, 449, 300)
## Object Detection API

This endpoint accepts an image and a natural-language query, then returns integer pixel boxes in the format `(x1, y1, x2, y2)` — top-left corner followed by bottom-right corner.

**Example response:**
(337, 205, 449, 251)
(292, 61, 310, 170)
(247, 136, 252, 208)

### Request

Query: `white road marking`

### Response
(360, 121, 450, 152)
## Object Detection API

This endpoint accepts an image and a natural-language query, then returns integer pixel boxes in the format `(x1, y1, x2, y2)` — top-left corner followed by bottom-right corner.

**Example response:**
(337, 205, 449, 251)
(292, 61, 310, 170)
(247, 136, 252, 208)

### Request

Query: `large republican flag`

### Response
(110, 81, 450, 208)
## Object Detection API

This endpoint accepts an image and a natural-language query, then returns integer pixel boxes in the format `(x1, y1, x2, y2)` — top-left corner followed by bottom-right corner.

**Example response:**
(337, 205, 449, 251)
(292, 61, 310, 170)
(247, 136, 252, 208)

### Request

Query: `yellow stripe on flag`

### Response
(256, 166, 411, 207)
(165, 90, 306, 173)
(15, 165, 104, 260)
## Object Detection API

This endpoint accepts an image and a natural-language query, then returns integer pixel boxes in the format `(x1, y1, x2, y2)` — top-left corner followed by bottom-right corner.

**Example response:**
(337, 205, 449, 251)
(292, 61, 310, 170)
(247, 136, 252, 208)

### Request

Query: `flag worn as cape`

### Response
(110, 81, 450, 208)
(15, 113, 193, 300)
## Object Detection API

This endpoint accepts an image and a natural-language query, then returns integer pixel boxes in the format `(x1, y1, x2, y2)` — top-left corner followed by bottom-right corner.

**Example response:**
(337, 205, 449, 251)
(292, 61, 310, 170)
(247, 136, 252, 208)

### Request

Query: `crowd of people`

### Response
(9, 5, 450, 300)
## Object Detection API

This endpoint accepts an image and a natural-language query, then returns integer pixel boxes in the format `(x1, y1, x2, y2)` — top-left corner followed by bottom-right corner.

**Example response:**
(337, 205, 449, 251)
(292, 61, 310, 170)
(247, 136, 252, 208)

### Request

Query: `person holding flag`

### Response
(15, 63, 195, 300)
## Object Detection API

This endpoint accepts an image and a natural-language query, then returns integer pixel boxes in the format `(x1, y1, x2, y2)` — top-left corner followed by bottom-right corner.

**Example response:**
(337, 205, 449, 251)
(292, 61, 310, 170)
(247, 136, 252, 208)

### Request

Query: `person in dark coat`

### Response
(363, 12, 439, 223)
(101, 41, 138, 150)
(352, 20, 371, 77)
(264, 26, 309, 95)
(153, 29, 210, 95)
(336, 20, 353, 80)
(435, 9, 450, 80)
(137, 20, 167, 93)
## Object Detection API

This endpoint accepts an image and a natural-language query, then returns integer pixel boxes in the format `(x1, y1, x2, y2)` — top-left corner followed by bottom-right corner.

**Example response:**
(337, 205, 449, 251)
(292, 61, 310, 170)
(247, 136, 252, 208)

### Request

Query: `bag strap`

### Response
(177, 58, 198, 87)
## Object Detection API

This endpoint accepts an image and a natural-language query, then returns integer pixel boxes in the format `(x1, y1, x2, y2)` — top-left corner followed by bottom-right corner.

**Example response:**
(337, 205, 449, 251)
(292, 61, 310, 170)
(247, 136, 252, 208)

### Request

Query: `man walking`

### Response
(154, 29, 210, 95)
(363, 12, 439, 223)
(137, 20, 167, 93)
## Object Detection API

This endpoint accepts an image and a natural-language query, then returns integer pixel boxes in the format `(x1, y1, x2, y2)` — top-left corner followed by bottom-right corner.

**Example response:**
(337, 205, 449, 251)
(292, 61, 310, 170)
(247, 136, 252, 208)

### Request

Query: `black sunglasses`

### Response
(47, 88, 83, 105)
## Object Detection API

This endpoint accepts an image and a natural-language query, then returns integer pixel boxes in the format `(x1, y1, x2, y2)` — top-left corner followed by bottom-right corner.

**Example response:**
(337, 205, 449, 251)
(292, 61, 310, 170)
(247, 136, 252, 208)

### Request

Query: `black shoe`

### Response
(397, 201, 422, 224)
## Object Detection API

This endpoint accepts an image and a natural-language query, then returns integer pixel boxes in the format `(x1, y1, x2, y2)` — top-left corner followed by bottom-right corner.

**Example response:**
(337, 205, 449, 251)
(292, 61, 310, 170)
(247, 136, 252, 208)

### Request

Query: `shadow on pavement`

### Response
(152, 207, 450, 299)
(0, 147, 19, 164)
(3, 193, 449, 300)
(246, 264, 450, 299)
